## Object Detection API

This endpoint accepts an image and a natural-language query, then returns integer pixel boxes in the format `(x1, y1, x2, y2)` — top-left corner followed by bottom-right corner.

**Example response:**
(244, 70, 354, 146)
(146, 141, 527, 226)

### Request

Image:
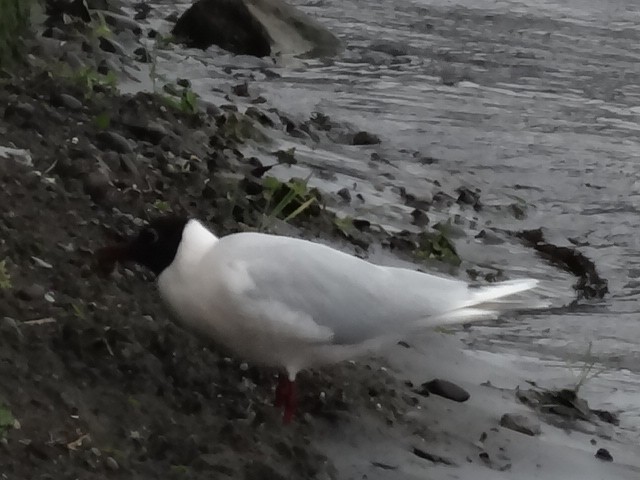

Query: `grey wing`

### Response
(213, 233, 471, 345)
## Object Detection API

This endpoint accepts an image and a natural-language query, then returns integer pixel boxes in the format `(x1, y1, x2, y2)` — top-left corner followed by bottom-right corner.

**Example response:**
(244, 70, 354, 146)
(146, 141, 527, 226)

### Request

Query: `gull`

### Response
(96, 215, 541, 423)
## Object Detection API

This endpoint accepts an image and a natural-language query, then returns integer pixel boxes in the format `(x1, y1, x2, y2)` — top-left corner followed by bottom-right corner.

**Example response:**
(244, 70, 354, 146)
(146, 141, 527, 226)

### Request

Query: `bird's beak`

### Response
(94, 243, 132, 276)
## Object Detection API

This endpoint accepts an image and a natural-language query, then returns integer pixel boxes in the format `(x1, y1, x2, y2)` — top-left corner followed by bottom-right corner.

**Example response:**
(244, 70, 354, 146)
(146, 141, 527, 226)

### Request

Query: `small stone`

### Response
(133, 46, 151, 63)
(500, 413, 541, 436)
(83, 171, 111, 202)
(50, 93, 83, 111)
(595, 448, 613, 462)
(420, 379, 470, 403)
(232, 82, 249, 97)
(16, 284, 46, 301)
(97, 131, 133, 153)
(177, 78, 191, 88)
(410, 209, 429, 227)
(105, 456, 119, 470)
(337, 187, 351, 203)
(98, 37, 119, 54)
(352, 131, 380, 145)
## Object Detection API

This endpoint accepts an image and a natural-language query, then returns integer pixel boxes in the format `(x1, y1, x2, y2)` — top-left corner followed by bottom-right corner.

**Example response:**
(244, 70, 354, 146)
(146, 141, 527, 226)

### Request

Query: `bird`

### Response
(95, 215, 541, 423)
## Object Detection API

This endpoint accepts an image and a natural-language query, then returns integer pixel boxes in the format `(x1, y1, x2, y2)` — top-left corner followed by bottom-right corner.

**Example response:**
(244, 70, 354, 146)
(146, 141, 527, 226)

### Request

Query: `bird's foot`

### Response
(274, 374, 296, 424)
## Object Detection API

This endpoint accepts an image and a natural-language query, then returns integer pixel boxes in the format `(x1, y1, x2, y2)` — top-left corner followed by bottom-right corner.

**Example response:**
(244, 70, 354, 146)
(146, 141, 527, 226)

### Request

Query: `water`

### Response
(133, 0, 640, 374)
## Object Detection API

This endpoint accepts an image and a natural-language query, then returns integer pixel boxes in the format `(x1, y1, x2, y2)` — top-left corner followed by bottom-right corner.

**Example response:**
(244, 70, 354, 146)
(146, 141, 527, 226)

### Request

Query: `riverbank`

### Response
(1, 0, 639, 479)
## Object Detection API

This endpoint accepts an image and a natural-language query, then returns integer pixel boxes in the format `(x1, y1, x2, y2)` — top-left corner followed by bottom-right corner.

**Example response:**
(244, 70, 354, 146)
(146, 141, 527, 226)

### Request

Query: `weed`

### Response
(0, 258, 11, 289)
(570, 342, 607, 393)
(0, 402, 14, 437)
(259, 175, 318, 231)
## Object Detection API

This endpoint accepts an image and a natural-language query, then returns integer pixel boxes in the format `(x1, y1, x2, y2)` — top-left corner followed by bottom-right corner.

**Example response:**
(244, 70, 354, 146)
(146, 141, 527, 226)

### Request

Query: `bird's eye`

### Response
(142, 227, 159, 244)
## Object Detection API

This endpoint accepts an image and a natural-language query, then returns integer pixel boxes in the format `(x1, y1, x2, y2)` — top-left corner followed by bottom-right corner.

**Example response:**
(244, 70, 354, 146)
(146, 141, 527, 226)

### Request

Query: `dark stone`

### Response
(50, 93, 83, 111)
(420, 379, 470, 403)
(5, 102, 36, 119)
(172, 0, 272, 57)
(456, 186, 481, 210)
(98, 37, 125, 55)
(232, 82, 249, 97)
(177, 78, 191, 88)
(102, 12, 143, 35)
(499, 413, 541, 436)
(412, 447, 454, 465)
(352, 131, 380, 145)
(595, 448, 613, 462)
(97, 131, 133, 153)
(83, 171, 111, 202)
(336, 187, 351, 203)
(124, 121, 169, 145)
(410, 209, 429, 227)
(17, 284, 46, 301)
(134, 47, 151, 63)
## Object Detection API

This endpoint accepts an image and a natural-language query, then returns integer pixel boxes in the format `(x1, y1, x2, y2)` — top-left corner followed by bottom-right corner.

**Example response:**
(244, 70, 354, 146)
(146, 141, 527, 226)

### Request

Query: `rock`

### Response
(124, 121, 169, 145)
(370, 40, 410, 57)
(336, 187, 351, 203)
(352, 131, 381, 145)
(177, 78, 191, 88)
(5, 102, 35, 119)
(133, 46, 151, 63)
(595, 448, 613, 462)
(232, 82, 249, 97)
(83, 171, 111, 202)
(500, 413, 541, 436)
(97, 131, 133, 153)
(50, 93, 83, 111)
(412, 447, 454, 465)
(16, 284, 46, 301)
(410, 209, 429, 227)
(420, 379, 470, 403)
(102, 12, 143, 35)
(172, 0, 272, 57)
(456, 186, 481, 210)
(105, 456, 119, 470)
(98, 36, 126, 55)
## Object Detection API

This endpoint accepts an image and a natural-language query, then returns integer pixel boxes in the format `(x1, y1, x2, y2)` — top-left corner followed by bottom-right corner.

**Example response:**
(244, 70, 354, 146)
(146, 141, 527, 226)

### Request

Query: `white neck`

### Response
(167, 219, 218, 273)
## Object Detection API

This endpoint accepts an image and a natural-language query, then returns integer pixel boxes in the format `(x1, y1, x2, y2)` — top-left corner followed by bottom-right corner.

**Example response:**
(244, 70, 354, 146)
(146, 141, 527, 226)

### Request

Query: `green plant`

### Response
(152, 199, 171, 213)
(71, 66, 118, 97)
(414, 231, 461, 266)
(0, 0, 32, 67)
(0, 402, 14, 437)
(0, 258, 11, 289)
(259, 175, 318, 231)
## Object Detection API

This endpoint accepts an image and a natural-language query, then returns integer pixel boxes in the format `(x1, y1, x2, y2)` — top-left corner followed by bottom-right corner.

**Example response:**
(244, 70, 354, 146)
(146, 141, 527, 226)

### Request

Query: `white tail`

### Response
(416, 278, 545, 328)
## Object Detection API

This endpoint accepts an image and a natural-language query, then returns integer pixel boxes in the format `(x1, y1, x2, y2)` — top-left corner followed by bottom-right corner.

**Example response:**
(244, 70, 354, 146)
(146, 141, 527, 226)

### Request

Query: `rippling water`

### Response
(133, 0, 640, 377)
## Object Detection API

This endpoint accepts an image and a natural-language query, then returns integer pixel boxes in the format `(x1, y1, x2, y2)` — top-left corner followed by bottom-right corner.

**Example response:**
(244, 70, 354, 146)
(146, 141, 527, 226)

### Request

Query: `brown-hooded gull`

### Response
(96, 215, 541, 423)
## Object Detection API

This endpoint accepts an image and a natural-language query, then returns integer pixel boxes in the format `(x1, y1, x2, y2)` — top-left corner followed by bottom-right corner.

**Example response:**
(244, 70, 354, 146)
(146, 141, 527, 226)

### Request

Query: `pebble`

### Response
(336, 187, 351, 203)
(16, 283, 46, 301)
(83, 171, 111, 202)
(352, 131, 381, 145)
(98, 37, 124, 55)
(595, 448, 613, 462)
(97, 131, 133, 154)
(499, 413, 541, 436)
(105, 456, 119, 470)
(420, 379, 470, 403)
(50, 93, 83, 111)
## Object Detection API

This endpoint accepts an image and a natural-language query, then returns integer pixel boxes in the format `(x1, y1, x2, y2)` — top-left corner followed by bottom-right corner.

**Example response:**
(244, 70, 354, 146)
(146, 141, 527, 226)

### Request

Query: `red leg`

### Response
(282, 380, 296, 425)
(274, 373, 297, 424)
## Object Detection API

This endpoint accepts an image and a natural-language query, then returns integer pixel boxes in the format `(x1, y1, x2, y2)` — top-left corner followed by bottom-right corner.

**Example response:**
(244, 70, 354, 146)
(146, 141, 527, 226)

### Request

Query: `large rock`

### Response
(172, 0, 341, 58)
(172, 0, 273, 57)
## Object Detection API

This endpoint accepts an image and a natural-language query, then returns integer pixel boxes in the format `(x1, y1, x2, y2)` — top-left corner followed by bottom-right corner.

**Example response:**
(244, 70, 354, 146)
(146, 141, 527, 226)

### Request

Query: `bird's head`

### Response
(95, 216, 189, 276)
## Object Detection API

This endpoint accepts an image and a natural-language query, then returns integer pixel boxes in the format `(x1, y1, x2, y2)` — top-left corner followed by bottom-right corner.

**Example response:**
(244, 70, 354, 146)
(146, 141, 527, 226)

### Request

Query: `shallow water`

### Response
(130, 0, 640, 376)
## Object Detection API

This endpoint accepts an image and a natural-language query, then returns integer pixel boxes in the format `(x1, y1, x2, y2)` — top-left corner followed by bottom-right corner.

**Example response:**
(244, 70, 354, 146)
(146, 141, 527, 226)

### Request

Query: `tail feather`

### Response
(415, 278, 545, 328)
